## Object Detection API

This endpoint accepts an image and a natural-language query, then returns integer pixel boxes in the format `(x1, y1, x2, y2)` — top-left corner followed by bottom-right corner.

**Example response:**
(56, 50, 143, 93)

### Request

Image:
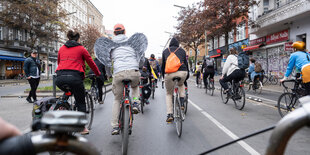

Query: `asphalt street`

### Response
(1, 79, 310, 155)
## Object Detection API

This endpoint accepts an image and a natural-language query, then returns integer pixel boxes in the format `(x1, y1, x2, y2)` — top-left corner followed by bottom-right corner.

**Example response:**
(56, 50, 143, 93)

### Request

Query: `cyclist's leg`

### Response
(203, 72, 209, 88)
(176, 71, 188, 109)
(164, 73, 175, 122)
(128, 70, 141, 113)
(70, 78, 86, 113)
(96, 78, 104, 102)
(184, 80, 188, 87)
(111, 71, 124, 131)
(196, 71, 200, 85)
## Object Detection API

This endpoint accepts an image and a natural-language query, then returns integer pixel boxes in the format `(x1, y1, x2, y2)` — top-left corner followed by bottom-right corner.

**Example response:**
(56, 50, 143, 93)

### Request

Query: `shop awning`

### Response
(243, 44, 262, 51)
(0, 56, 26, 61)
(210, 54, 221, 58)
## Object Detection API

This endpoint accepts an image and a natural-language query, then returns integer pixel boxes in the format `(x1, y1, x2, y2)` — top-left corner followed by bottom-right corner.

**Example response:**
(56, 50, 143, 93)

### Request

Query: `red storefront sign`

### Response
(285, 42, 293, 51)
(249, 37, 266, 46)
(266, 30, 289, 44)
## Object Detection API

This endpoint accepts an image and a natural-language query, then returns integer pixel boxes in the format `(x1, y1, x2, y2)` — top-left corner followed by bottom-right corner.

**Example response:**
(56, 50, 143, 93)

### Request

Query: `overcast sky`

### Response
(91, 0, 201, 58)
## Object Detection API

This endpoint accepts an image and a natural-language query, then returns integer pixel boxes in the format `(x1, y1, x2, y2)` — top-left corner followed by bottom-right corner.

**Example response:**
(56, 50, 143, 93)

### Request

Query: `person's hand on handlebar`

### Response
(280, 76, 288, 83)
(0, 117, 21, 140)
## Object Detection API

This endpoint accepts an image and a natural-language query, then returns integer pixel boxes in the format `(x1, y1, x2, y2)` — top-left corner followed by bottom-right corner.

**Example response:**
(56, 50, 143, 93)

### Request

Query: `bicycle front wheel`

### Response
(121, 106, 130, 155)
(270, 76, 278, 85)
(220, 87, 229, 104)
(234, 87, 245, 110)
(184, 90, 188, 115)
(174, 95, 182, 137)
(210, 80, 214, 96)
(85, 93, 94, 130)
(277, 93, 300, 117)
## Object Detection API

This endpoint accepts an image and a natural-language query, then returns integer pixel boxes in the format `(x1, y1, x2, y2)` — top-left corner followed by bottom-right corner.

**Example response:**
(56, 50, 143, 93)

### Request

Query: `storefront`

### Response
(0, 49, 26, 79)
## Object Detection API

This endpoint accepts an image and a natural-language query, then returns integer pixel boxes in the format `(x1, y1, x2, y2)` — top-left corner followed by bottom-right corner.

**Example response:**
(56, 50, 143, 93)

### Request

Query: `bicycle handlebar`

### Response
(0, 134, 35, 155)
(265, 96, 310, 155)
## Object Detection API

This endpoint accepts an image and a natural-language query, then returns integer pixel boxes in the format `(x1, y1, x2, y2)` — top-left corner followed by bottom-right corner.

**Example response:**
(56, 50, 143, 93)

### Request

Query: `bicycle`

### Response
(184, 86, 189, 115)
(205, 78, 215, 96)
(220, 79, 246, 110)
(277, 78, 307, 117)
(87, 74, 107, 109)
(171, 77, 185, 137)
(197, 72, 203, 88)
(49, 84, 94, 130)
(151, 77, 156, 99)
(139, 77, 149, 114)
(248, 75, 263, 94)
(118, 79, 135, 155)
(263, 70, 278, 85)
(0, 111, 100, 155)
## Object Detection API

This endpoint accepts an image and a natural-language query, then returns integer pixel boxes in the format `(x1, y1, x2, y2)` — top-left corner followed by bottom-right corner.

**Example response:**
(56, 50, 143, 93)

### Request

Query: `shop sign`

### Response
(285, 42, 293, 51)
(0, 50, 24, 57)
(266, 30, 289, 45)
(216, 49, 221, 53)
(249, 37, 265, 46)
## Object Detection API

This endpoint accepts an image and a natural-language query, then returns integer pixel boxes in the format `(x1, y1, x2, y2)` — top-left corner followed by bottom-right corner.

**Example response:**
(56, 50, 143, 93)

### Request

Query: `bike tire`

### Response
(263, 75, 268, 85)
(184, 90, 188, 115)
(234, 87, 245, 110)
(277, 93, 300, 117)
(85, 93, 94, 130)
(220, 87, 229, 104)
(121, 105, 130, 155)
(90, 87, 98, 109)
(174, 94, 182, 137)
(210, 80, 214, 96)
(258, 81, 263, 94)
(270, 76, 278, 85)
(140, 97, 144, 114)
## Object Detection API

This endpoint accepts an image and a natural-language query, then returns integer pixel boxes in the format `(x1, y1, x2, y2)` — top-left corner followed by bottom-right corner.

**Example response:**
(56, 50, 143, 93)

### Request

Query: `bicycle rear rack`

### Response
(265, 96, 310, 155)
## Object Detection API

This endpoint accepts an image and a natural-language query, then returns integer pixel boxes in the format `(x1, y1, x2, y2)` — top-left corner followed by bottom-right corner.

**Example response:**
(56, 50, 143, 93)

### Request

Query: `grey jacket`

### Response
(111, 34, 143, 75)
(23, 57, 41, 77)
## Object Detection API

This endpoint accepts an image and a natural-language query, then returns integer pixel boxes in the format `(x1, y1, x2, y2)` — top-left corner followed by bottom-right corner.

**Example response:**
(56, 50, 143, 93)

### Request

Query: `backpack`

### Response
(206, 59, 214, 67)
(254, 62, 262, 73)
(32, 97, 57, 120)
(165, 47, 182, 73)
(149, 59, 158, 71)
(236, 52, 249, 69)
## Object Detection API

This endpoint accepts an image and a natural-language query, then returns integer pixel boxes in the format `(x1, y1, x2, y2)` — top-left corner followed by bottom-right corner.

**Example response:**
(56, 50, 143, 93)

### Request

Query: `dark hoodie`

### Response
(64, 40, 81, 48)
(161, 38, 189, 78)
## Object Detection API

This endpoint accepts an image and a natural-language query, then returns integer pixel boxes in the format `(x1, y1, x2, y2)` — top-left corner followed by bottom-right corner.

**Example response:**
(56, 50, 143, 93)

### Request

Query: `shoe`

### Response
(156, 85, 158, 88)
(166, 114, 174, 123)
(249, 82, 253, 85)
(234, 94, 242, 100)
(26, 97, 33, 103)
(195, 84, 198, 87)
(111, 127, 120, 135)
(33, 99, 37, 103)
(99, 101, 104, 104)
(132, 102, 140, 114)
(145, 100, 150, 105)
(80, 127, 89, 135)
(180, 97, 185, 110)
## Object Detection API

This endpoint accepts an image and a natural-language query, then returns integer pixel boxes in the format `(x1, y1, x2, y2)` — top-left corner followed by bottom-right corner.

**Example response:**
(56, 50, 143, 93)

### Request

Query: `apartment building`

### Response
(247, 0, 310, 77)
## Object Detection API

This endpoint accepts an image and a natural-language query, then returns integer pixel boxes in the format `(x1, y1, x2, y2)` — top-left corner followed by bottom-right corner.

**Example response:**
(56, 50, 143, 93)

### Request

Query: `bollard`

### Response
(53, 74, 56, 97)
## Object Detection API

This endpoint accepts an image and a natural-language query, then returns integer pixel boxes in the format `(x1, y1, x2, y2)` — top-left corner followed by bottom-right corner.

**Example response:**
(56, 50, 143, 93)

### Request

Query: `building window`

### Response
(18, 30, 22, 41)
(236, 24, 246, 41)
(0, 3, 3, 11)
(214, 37, 218, 49)
(0, 27, 3, 40)
(9, 29, 13, 40)
(275, 0, 282, 8)
(228, 30, 234, 44)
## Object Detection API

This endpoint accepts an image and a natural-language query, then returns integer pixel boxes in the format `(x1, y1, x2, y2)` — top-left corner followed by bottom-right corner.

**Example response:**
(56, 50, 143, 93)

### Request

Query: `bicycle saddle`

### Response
(62, 84, 71, 92)
(122, 79, 131, 85)
(40, 111, 87, 132)
(173, 77, 181, 81)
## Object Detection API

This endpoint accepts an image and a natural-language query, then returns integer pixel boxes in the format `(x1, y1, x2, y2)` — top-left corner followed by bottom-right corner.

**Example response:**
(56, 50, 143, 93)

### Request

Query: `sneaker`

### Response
(249, 82, 253, 85)
(166, 114, 174, 123)
(26, 97, 33, 103)
(80, 127, 89, 135)
(234, 94, 242, 100)
(145, 100, 150, 105)
(111, 127, 120, 135)
(99, 101, 104, 104)
(132, 102, 140, 114)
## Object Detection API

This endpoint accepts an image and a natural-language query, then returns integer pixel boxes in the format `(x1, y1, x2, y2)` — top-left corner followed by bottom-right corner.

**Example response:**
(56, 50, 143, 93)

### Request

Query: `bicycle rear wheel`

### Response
(277, 93, 300, 117)
(102, 85, 107, 102)
(174, 94, 182, 137)
(121, 105, 130, 155)
(220, 87, 229, 104)
(140, 96, 144, 114)
(270, 76, 278, 85)
(263, 75, 268, 85)
(210, 80, 214, 96)
(151, 82, 155, 99)
(184, 89, 188, 115)
(90, 87, 98, 109)
(234, 87, 245, 110)
(85, 93, 94, 130)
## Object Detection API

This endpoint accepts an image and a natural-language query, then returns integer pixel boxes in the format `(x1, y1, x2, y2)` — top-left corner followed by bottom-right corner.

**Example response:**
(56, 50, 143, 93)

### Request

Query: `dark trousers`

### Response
(203, 70, 215, 88)
(55, 72, 86, 113)
(196, 71, 201, 84)
(27, 78, 40, 100)
(220, 69, 245, 90)
(96, 78, 104, 101)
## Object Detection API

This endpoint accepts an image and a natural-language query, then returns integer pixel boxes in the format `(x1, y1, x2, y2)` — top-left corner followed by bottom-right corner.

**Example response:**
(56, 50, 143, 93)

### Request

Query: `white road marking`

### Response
(189, 99, 260, 155)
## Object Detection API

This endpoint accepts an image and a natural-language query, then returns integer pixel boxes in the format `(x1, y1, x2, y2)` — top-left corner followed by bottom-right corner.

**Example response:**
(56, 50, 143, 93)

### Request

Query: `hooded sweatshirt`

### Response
(161, 38, 189, 78)
(111, 34, 142, 74)
(56, 40, 100, 77)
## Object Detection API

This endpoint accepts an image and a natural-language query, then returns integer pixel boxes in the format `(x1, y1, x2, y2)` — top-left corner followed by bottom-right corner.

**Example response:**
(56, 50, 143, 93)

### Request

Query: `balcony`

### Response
(250, 0, 310, 35)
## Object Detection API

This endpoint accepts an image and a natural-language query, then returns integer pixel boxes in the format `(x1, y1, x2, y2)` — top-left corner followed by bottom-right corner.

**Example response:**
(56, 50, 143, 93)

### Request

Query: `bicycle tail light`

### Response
(174, 88, 178, 93)
(139, 85, 143, 88)
(185, 87, 188, 90)
(65, 92, 72, 96)
(240, 84, 244, 87)
(124, 99, 130, 104)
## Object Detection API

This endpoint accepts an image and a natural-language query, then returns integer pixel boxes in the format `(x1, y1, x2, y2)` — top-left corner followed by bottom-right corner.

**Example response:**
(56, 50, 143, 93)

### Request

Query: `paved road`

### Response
(1, 79, 310, 155)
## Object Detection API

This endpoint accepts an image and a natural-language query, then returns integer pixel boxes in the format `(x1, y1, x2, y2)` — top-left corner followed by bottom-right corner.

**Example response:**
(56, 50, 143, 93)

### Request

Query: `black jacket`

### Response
(89, 58, 106, 81)
(24, 57, 41, 77)
(161, 38, 189, 78)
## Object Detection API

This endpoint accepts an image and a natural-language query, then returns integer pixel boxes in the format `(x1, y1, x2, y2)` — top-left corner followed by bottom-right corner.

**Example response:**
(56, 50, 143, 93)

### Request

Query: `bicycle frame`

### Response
(120, 83, 133, 128)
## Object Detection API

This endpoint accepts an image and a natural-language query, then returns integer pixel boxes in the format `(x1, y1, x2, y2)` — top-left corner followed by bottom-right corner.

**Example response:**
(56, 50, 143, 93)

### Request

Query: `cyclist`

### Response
(139, 57, 152, 104)
(280, 41, 310, 93)
(202, 55, 215, 89)
(195, 62, 202, 87)
(161, 37, 189, 123)
(107, 24, 145, 135)
(55, 30, 101, 135)
(248, 58, 262, 85)
(89, 57, 107, 104)
(219, 48, 246, 94)
(149, 54, 161, 87)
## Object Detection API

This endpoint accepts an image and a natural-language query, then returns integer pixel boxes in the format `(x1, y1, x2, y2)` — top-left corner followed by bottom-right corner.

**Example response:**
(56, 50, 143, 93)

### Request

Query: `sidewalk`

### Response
(0, 78, 52, 87)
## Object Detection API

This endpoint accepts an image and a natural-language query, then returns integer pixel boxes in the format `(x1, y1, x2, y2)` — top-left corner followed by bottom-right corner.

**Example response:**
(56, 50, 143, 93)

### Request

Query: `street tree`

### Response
(201, 0, 257, 53)
(175, 3, 205, 71)
(74, 24, 103, 55)
(0, 0, 67, 54)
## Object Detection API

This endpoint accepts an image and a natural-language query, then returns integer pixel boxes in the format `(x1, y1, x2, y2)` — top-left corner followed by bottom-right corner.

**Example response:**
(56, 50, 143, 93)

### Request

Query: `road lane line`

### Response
(188, 99, 260, 155)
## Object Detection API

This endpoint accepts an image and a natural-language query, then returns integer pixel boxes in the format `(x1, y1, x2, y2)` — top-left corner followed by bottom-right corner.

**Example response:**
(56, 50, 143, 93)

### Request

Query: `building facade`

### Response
(247, 0, 310, 77)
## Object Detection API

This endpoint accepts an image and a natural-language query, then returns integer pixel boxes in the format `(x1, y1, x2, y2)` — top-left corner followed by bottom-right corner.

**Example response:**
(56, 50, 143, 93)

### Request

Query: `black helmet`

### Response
(151, 54, 155, 58)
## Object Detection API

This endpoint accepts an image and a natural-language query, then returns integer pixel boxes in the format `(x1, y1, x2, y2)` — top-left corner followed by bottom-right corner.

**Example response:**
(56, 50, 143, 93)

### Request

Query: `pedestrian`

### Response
(23, 51, 41, 103)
